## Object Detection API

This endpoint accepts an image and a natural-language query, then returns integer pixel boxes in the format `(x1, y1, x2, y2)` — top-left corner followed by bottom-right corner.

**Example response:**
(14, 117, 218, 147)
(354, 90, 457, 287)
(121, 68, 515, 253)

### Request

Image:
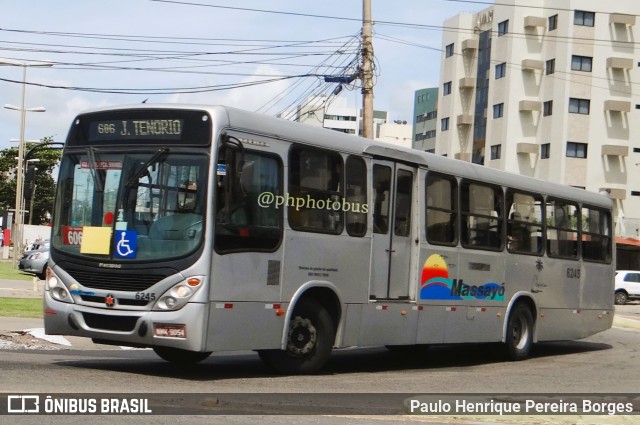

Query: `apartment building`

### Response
(413, 87, 438, 152)
(437, 0, 640, 240)
(292, 96, 403, 142)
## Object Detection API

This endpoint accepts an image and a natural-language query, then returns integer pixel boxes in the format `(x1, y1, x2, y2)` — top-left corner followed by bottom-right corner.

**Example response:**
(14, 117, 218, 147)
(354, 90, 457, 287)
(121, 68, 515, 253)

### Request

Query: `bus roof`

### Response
(76, 103, 613, 210)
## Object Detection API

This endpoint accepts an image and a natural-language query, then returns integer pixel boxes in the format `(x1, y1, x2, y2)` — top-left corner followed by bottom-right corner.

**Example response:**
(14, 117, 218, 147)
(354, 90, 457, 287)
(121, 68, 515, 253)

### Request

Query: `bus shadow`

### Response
(52, 339, 611, 380)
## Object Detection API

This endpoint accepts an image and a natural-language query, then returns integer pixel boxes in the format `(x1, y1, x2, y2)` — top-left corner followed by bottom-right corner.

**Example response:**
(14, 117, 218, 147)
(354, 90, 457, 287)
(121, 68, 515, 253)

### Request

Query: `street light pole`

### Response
(0, 58, 52, 265)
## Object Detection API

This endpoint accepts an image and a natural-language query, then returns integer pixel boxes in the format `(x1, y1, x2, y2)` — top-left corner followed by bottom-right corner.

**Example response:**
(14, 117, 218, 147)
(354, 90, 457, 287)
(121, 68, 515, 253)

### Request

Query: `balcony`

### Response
(459, 77, 476, 89)
(604, 100, 631, 113)
(606, 57, 633, 69)
(601, 145, 629, 157)
(457, 114, 473, 125)
(599, 188, 626, 200)
(516, 143, 538, 154)
(454, 152, 471, 162)
(462, 38, 479, 51)
(519, 100, 541, 112)
(524, 16, 546, 28)
(521, 59, 544, 71)
(610, 13, 635, 26)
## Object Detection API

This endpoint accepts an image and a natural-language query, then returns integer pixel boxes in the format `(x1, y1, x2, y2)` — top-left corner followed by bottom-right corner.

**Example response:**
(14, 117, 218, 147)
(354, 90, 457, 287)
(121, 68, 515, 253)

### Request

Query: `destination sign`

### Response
(68, 109, 211, 146)
(88, 119, 184, 141)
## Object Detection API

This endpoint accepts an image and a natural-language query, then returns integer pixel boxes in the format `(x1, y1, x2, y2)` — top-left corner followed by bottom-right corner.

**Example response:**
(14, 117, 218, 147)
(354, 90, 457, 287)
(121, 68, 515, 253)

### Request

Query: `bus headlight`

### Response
(153, 278, 202, 311)
(46, 275, 74, 304)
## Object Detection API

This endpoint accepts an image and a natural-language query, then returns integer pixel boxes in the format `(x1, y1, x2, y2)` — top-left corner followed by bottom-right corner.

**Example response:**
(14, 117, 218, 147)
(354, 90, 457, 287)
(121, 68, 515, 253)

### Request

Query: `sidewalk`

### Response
(0, 276, 44, 299)
(0, 277, 121, 350)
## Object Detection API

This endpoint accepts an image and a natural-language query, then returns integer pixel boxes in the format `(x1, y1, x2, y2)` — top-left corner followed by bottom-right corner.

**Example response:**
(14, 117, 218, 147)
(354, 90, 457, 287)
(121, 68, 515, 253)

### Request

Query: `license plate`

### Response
(153, 323, 186, 338)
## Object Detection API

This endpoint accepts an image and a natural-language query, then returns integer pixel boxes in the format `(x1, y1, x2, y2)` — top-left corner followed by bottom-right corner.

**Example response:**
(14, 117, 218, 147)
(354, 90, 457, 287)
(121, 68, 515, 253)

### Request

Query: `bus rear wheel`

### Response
(258, 298, 335, 375)
(505, 303, 534, 361)
(153, 346, 211, 365)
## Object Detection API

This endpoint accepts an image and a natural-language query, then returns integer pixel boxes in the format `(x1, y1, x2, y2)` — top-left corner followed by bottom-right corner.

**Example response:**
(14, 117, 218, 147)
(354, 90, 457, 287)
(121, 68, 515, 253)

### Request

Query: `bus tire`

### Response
(614, 291, 628, 305)
(258, 298, 335, 375)
(505, 303, 533, 361)
(153, 346, 211, 365)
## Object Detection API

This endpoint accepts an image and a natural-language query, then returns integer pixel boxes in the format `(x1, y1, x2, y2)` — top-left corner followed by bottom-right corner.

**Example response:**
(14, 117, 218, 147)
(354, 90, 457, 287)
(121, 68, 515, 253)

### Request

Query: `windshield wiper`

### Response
(126, 148, 170, 188)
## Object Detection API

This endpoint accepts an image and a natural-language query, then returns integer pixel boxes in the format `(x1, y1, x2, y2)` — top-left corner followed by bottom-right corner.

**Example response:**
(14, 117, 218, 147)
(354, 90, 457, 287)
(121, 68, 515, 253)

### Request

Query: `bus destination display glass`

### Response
(88, 119, 184, 141)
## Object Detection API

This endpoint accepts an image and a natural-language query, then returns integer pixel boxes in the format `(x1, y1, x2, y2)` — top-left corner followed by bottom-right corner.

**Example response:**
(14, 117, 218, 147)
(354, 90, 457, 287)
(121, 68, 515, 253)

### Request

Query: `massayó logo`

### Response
(420, 254, 505, 301)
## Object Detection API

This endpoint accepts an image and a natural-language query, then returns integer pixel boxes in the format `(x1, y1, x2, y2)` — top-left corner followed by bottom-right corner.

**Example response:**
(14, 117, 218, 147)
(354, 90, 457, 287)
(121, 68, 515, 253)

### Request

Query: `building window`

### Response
(571, 55, 593, 72)
(545, 59, 555, 75)
(541, 143, 550, 159)
(490, 144, 502, 160)
(566, 142, 588, 158)
(569, 98, 590, 115)
(445, 43, 454, 58)
(443, 81, 452, 95)
(441, 117, 450, 131)
(631, 191, 640, 196)
(574, 10, 595, 27)
(549, 14, 558, 31)
(493, 103, 504, 119)
(498, 20, 509, 36)
(495, 62, 506, 79)
(416, 130, 437, 141)
(543, 100, 553, 116)
(634, 147, 640, 153)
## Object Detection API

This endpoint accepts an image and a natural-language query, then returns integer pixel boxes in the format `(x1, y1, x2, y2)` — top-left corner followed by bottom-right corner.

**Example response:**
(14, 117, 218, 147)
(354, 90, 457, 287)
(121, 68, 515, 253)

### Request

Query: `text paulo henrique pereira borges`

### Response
(407, 398, 634, 416)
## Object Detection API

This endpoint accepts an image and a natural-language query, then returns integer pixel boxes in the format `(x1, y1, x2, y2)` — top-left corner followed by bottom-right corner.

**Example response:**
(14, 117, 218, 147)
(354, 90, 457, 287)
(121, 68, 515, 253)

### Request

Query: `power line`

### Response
(445, 0, 640, 16)
(0, 74, 323, 95)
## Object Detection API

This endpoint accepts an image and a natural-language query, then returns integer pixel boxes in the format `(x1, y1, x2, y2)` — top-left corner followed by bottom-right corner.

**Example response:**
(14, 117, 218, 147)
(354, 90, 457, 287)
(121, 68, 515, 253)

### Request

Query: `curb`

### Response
(612, 315, 640, 330)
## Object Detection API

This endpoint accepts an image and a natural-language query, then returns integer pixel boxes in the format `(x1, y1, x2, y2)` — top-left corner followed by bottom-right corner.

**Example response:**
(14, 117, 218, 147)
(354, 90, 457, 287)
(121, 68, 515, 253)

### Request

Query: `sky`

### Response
(0, 0, 481, 151)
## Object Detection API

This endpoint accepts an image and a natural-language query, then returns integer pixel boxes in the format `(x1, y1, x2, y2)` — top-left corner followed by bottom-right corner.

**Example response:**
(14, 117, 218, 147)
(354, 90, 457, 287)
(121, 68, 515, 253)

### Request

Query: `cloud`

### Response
(164, 64, 293, 114)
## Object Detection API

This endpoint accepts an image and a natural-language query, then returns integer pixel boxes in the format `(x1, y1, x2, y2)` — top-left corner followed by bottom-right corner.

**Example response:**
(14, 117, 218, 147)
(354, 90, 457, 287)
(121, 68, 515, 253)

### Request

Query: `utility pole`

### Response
(361, 0, 374, 139)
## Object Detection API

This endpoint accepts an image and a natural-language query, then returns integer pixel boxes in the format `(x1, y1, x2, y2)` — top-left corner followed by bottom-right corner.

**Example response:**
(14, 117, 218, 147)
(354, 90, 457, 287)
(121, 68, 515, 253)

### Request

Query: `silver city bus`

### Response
(45, 104, 614, 374)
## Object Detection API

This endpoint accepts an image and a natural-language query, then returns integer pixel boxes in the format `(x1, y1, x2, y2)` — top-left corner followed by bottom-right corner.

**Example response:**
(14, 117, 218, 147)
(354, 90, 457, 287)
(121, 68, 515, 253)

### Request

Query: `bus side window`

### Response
(506, 190, 543, 255)
(394, 170, 413, 237)
(345, 156, 367, 237)
(546, 199, 578, 259)
(581, 206, 611, 263)
(215, 149, 282, 253)
(461, 181, 503, 250)
(426, 173, 457, 245)
(288, 146, 343, 234)
(372, 165, 392, 234)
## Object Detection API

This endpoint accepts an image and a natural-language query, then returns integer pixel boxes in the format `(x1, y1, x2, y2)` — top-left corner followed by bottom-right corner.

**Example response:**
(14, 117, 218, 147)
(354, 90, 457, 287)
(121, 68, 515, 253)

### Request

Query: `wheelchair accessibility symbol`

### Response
(115, 230, 137, 259)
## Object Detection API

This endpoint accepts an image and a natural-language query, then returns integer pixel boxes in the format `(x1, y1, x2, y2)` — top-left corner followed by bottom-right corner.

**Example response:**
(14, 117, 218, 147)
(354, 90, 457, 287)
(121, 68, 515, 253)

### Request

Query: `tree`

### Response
(0, 136, 62, 226)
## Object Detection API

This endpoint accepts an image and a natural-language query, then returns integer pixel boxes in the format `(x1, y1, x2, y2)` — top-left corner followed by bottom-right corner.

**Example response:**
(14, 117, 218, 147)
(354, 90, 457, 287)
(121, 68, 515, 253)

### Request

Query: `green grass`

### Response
(0, 297, 43, 318)
(0, 260, 33, 281)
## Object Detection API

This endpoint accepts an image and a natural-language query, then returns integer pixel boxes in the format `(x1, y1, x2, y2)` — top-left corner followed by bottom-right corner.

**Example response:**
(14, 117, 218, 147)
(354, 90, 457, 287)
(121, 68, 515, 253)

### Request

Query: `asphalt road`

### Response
(2, 277, 640, 424)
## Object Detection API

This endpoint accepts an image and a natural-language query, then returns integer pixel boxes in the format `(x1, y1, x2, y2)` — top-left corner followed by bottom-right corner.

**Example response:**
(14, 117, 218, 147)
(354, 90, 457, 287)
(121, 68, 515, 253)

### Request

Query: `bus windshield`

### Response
(52, 149, 208, 261)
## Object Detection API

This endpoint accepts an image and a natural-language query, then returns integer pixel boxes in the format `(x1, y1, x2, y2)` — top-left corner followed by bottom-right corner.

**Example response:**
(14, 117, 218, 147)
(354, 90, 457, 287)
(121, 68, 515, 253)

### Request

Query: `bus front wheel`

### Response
(153, 346, 212, 365)
(258, 298, 335, 375)
(505, 303, 534, 361)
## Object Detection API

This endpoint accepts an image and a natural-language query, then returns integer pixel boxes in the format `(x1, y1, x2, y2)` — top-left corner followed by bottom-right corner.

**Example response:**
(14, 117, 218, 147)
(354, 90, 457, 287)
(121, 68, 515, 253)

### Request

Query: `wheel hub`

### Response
(287, 316, 317, 356)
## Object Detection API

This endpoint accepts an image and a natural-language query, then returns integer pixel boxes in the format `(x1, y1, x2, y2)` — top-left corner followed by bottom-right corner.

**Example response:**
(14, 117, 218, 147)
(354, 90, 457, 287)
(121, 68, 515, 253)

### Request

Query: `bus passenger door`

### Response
(370, 161, 416, 300)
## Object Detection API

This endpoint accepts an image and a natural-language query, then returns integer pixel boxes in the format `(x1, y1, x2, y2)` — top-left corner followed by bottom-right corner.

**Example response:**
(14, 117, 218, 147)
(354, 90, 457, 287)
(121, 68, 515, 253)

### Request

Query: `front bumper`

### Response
(44, 290, 208, 351)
